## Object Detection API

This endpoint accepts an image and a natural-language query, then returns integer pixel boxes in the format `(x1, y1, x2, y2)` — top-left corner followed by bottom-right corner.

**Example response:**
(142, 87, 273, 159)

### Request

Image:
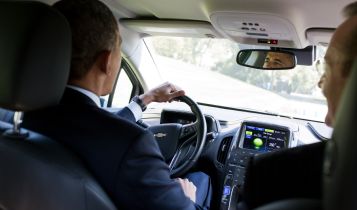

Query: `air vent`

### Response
(217, 136, 233, 164)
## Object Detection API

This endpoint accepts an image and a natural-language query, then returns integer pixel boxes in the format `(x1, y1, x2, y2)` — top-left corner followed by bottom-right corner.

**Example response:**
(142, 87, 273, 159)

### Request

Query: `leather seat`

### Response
(0, 2, 116, 210)
(252, 59, 357, 210)
(0, 108, 13, 124)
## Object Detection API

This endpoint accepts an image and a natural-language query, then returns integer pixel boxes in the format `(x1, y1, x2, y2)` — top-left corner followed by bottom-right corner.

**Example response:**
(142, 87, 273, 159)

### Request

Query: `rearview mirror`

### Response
(237, 50, 296, 70)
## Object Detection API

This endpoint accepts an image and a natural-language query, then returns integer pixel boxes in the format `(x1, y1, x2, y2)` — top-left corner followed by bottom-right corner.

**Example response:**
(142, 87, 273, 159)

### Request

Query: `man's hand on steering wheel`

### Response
(139, 82, 185, 105)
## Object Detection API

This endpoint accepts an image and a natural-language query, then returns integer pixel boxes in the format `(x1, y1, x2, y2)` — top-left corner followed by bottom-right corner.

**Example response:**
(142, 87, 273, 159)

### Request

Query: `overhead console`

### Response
(210, 12, 302, 48)
(220, 120, 297, 209)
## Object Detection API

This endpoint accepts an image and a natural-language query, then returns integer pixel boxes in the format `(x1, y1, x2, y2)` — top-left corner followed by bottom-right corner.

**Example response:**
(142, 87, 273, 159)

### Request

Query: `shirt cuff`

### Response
(127, 101, 143, 122)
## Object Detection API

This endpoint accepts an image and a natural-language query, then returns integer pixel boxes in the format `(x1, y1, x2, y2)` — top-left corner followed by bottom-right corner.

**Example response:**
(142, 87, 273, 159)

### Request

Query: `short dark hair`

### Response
(53, 0, 119, 80)
(343, 1, 357, 18)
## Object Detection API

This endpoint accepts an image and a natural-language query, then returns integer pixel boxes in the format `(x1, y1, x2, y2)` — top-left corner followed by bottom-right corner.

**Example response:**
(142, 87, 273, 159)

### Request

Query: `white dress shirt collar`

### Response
(67, 85, 143, 122)
(67, 85, 101, 107)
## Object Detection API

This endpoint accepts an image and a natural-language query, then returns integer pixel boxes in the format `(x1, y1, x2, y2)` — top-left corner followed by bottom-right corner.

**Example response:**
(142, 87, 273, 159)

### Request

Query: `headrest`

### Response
(0, 1, 71, 111)
(323, 59, 357, 210)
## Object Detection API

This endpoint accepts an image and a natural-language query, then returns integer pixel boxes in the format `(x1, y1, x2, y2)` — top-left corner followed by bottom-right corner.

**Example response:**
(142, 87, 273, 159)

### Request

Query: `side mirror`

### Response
(237, 50, 296, 70)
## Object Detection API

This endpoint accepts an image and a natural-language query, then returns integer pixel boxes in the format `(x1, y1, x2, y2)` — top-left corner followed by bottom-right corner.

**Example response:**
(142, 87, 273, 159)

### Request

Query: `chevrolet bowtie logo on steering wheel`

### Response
(154, 133, 167, 138)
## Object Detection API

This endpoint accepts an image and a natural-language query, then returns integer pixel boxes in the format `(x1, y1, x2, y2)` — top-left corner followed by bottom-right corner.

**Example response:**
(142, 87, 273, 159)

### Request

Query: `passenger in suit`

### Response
(242, 2, 357, 209)
(23, 0, 211, 209)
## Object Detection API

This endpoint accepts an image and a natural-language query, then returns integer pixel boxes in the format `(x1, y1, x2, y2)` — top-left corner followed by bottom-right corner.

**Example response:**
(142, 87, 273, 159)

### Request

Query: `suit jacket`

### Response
(243, 142, 325, 209)
(23, 88, 198, 210)
(114, 104, 136, 122)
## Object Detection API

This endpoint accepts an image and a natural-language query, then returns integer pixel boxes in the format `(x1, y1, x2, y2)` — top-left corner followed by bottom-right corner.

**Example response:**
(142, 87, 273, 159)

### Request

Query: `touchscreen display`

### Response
(242, 124, 289, 151)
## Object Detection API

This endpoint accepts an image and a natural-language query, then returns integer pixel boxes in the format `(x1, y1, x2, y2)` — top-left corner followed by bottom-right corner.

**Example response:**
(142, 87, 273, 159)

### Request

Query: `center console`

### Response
(220, 120, 296, 210)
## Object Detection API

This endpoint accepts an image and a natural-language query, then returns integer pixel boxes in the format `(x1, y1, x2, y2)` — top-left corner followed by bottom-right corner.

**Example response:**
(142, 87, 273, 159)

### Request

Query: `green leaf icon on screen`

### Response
(253, 138, 263, 148)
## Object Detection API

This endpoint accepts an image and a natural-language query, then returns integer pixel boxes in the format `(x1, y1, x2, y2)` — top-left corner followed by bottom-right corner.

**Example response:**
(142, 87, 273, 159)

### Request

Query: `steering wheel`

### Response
(148, 96, 207, 178)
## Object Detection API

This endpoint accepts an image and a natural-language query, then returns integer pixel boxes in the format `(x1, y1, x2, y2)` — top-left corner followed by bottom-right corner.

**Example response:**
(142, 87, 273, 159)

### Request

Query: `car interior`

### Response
(0, 0, 357, 210)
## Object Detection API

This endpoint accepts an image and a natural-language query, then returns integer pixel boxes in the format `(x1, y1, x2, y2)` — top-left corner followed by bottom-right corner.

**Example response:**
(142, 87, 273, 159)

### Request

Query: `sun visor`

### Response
(306, 28, 335, 46)
(210, 12, 302, 48)
(120, 19, 221, 38)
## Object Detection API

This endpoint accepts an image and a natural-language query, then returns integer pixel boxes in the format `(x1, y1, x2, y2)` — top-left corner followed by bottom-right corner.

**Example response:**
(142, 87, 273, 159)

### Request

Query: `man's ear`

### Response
(96, 50, 112, 75)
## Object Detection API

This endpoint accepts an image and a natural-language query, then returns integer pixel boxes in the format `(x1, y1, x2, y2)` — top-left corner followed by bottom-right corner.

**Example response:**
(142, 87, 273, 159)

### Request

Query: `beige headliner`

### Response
(112, 0, 351, 25)
(35, 0, 354, 29)
(110, 0, 354, 46)
(36, 0, 355, 47)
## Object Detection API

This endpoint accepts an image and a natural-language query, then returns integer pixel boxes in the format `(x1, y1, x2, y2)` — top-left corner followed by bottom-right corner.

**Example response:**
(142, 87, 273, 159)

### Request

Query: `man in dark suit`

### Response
(242, 2, 357, 209)
(23, 0, 211, 209)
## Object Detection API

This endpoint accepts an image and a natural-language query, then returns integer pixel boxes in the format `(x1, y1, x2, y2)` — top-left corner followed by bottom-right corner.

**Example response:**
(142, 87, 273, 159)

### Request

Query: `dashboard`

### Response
(142, 105, 332, 210)
(220, 120, 297, 209)
(160, 109, 219, 134)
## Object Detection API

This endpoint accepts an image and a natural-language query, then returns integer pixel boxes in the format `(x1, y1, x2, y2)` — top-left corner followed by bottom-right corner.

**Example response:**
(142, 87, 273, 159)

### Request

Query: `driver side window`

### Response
(112, 69, 133, 107)
(108, 60, 142, 108)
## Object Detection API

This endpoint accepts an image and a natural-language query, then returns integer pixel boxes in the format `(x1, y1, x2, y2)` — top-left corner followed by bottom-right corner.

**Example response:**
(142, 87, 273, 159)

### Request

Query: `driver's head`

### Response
(263, 52, 294, 69)
(53, 0, 122, 96)
(318, 1, 357, 127)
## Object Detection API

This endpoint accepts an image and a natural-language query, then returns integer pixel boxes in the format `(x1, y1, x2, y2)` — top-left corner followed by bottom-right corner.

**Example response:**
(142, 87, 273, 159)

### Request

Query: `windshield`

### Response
(143, 37, 327, 122)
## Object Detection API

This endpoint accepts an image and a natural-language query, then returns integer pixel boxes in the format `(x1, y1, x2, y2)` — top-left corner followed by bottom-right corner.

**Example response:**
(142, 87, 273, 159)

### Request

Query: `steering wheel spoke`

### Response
(169, 134, 197, 170)
(179, 122, 197, 140)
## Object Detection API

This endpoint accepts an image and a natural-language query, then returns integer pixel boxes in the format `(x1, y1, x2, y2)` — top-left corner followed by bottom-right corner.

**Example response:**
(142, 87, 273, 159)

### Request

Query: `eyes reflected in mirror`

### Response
(237, 50, 296, 70)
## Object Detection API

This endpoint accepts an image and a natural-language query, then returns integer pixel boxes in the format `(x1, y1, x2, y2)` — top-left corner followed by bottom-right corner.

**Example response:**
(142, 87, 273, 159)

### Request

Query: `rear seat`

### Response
(0, 108, 14, 123)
